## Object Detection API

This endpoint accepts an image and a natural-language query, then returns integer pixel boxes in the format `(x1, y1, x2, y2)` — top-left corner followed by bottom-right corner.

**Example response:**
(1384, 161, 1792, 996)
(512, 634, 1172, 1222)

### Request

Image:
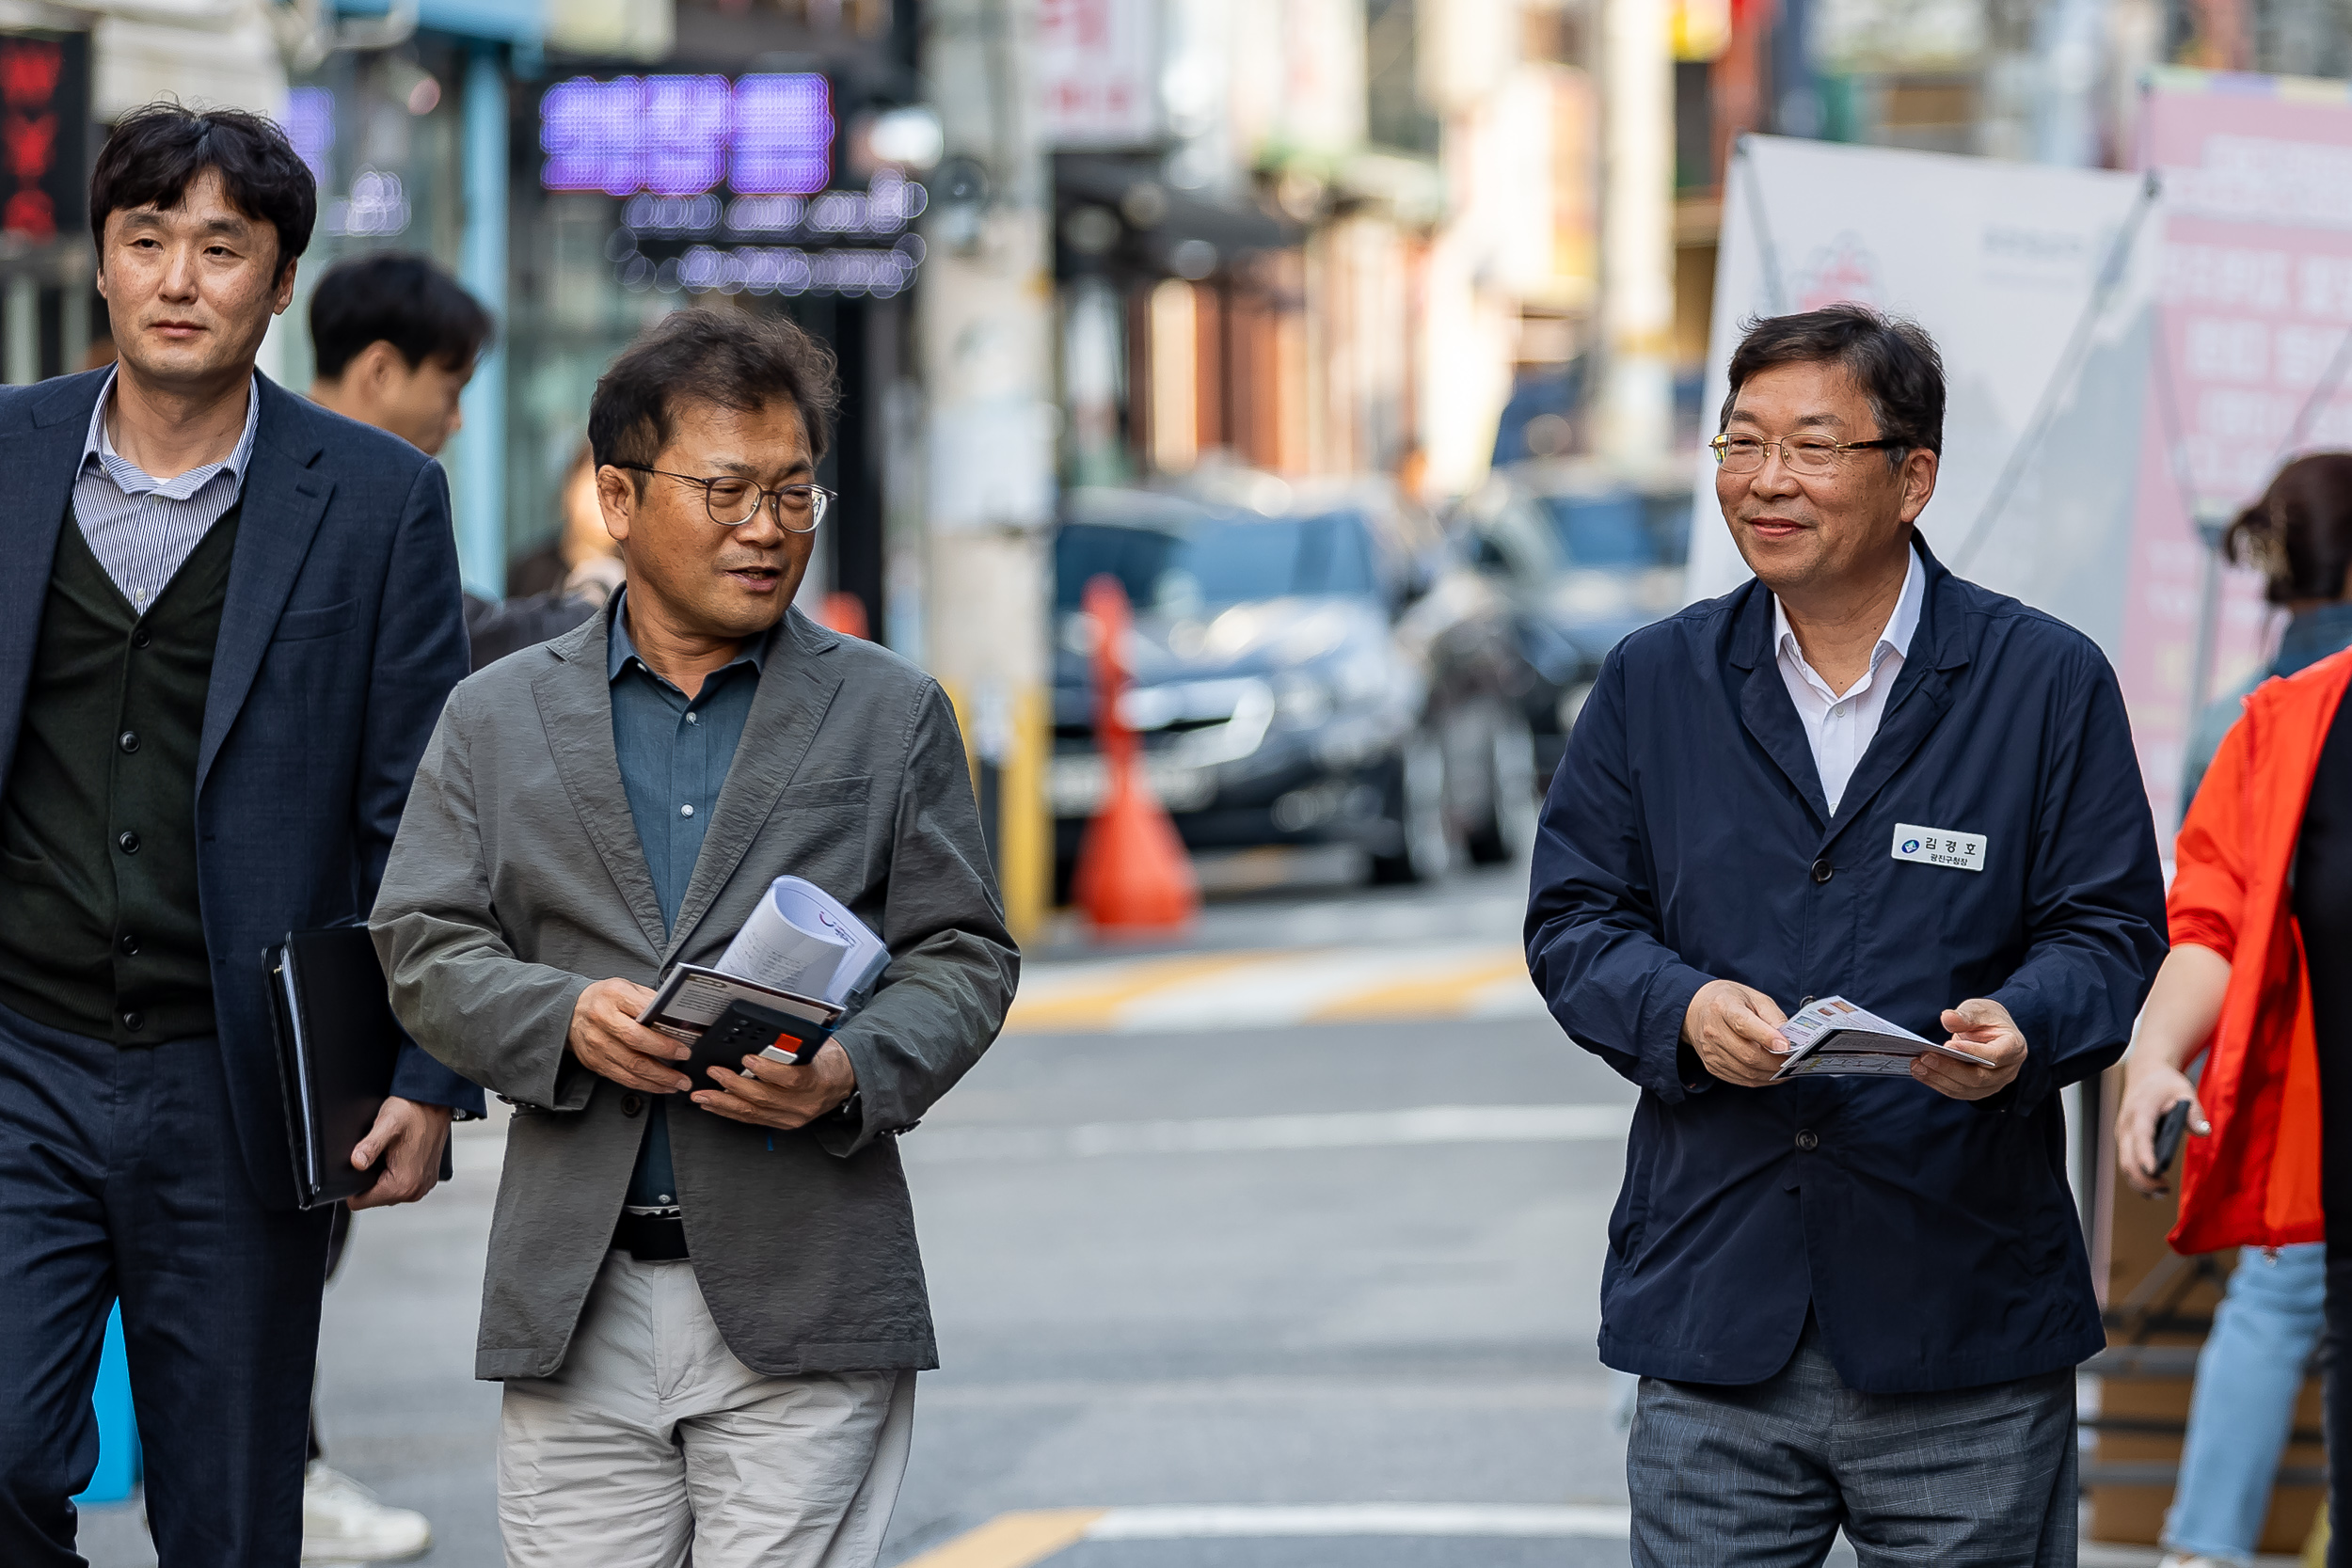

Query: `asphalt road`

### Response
(881, 1006, 1638, 1566)
(69, 859, 1750, 1567)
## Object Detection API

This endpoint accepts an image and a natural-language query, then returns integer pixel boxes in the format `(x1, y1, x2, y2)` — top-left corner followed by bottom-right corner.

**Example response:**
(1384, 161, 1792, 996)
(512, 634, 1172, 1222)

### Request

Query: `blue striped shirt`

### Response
(74, 370, 261, 611)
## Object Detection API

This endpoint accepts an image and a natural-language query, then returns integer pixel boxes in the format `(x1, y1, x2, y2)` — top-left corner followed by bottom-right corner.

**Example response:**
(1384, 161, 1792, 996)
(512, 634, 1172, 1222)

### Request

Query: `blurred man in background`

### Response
(310, 252, 597, 672)
(307, 252, 484, 459)
(300, 249, 510, 1562)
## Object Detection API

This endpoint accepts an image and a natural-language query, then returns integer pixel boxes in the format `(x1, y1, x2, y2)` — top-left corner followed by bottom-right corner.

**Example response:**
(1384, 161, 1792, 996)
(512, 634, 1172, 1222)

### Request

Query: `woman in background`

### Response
(2119, 452, 2352, 1568)
(509, 440, 625, 605)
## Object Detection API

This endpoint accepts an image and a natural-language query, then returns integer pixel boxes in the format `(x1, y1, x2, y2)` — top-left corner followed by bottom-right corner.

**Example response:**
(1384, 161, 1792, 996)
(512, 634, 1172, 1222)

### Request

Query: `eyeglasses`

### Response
(1709, 435, 1900, 475)
(614, 465, 833, 533)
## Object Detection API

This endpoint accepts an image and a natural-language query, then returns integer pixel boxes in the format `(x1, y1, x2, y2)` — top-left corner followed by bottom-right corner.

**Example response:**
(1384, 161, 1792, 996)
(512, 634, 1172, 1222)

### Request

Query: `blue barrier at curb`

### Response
(74, 1306, 139, 1505)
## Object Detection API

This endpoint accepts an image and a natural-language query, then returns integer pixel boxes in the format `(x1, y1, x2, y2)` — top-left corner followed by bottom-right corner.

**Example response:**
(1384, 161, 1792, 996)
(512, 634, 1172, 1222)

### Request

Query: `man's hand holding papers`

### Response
(1683, 980, 1794, 1087)
(1768, 995, 2016, 1095)
(1912, 998, 2026, 1101)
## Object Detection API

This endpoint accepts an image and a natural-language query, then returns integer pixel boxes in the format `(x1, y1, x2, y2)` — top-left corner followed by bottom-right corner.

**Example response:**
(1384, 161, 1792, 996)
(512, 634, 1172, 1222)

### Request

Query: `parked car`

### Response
(1451, 461, 1694, 783)
(1050, 482, 1536, 891)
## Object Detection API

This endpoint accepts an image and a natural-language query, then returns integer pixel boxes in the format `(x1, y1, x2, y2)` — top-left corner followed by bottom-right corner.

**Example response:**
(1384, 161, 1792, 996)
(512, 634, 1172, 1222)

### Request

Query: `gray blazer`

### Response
(371, 606, 1016, 1380)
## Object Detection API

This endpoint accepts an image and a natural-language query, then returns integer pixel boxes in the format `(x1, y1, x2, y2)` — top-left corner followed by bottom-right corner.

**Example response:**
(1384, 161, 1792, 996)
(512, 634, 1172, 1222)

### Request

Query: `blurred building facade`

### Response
(1042, 0, 1606, 501)
(9, 0, 2352, 567)
(280, 0, 931, 622)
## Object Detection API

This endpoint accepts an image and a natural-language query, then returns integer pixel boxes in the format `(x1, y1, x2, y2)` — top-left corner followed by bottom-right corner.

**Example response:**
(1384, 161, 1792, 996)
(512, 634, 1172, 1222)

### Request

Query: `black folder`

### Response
(263, 926, 408, 1210)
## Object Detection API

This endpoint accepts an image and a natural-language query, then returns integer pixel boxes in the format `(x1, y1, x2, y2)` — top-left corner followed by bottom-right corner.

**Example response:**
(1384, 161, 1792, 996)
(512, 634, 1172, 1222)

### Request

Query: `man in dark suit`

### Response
(1526, 305, 2168, 1565)
(0, 105, 481, 1567)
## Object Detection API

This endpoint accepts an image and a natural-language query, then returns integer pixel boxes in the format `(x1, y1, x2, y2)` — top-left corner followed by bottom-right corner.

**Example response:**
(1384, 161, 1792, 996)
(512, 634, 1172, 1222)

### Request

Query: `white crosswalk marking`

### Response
(903, 1103, 1631, 1163)
(1085, 1502, 1635, 1539)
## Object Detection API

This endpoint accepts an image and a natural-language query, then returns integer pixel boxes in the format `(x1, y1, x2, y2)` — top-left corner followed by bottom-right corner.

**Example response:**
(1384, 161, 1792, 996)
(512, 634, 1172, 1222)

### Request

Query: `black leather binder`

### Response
(263, 927, 405, 1210)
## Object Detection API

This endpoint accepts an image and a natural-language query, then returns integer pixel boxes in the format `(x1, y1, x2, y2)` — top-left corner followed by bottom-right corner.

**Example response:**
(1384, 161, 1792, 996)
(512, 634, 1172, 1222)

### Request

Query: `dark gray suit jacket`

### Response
(371, 606, 1017, 1379)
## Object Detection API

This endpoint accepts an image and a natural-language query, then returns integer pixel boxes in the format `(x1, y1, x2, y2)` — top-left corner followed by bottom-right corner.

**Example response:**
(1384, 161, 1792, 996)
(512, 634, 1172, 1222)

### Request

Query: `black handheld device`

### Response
(681, 999, 833, 1086)
(2150, 1098, 2193, 1180)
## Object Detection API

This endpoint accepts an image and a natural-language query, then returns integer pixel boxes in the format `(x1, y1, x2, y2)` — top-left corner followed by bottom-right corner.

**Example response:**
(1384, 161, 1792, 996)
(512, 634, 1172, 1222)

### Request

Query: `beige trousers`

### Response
(498, 1251, 914, 1568)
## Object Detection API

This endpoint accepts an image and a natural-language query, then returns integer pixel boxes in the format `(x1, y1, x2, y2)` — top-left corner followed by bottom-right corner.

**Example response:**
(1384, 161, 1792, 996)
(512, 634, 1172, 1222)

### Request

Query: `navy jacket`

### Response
(1526, 533, 2166, 1394)
(0, 370, 485, 1210)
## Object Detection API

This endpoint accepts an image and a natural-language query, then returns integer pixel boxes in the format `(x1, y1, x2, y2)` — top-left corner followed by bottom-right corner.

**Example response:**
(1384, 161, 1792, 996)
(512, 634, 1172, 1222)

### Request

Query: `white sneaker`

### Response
(300, 1463, 433, 1563)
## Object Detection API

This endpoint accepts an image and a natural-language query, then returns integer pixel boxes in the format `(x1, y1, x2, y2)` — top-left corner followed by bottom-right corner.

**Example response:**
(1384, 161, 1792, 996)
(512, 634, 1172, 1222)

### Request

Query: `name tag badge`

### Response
(1891, 823, 1986, 873)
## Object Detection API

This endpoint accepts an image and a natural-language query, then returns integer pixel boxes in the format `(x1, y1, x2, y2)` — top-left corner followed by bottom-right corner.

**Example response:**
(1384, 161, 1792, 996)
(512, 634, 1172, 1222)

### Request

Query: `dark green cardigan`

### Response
(0, 505, 241, 1043)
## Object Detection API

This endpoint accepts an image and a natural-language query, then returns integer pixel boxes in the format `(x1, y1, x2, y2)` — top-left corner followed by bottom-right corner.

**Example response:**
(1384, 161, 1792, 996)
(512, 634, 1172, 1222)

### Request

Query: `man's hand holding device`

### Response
(696, 1040, 857, 1130)
(2117, 1056, 2209, 1197)
(569, 976, 694, 1094)
(346, 1098, 453, 1210)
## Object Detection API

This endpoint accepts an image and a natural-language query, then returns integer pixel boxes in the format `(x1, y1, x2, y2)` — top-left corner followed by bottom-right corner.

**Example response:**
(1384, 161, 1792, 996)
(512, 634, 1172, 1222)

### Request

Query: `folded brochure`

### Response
(634, 877, 882, 1052)
(717, 876, 889, 1007)
(1771, 995, 1995, 1081)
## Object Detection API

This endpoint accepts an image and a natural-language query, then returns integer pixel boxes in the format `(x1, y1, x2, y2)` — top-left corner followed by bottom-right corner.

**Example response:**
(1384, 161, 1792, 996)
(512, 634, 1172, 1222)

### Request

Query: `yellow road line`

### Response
(893, 1509, 1105, 1568)
(1303, 951, 1531, 1023)
(1004, 952, 1291, 1032)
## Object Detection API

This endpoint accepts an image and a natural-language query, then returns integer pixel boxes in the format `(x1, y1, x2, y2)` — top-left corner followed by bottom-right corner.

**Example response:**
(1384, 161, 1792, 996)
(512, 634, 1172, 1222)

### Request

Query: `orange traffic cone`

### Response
(818, 592, 869, 639)
(1071, 574, 1200, 936)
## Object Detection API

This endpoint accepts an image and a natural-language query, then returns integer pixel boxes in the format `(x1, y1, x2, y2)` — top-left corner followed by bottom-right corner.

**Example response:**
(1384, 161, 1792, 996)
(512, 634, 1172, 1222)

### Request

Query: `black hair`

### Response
(90, 103, 315, 277)
(1720, 304, 1945, 468)
(2224, 453, 2352, 606)
(309, 253, 494, 380)
(589, 310, 840, 485)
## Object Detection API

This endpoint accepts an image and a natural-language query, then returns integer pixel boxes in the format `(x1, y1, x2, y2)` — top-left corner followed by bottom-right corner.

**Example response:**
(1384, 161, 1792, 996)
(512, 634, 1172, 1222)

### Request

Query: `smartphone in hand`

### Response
(2149, 1099, 2193, 1180)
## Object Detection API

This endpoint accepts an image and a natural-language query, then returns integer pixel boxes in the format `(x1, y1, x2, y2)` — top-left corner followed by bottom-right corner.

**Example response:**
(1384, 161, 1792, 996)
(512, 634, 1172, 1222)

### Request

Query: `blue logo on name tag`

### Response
(1901, 838, 1920, 853)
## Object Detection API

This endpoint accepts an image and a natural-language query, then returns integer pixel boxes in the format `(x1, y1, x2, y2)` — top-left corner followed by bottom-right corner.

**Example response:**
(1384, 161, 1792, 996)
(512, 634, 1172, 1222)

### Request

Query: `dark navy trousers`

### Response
(0, 1000, 331, 1567)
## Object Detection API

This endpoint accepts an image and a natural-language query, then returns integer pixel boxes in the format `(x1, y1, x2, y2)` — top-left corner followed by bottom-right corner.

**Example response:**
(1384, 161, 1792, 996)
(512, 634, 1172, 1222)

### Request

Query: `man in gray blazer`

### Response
(372, 309, 1017, 1567)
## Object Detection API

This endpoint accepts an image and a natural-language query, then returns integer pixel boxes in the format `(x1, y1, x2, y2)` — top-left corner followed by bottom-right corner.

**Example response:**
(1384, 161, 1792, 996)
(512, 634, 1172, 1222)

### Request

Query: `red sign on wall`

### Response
(0, 29, 86, 247)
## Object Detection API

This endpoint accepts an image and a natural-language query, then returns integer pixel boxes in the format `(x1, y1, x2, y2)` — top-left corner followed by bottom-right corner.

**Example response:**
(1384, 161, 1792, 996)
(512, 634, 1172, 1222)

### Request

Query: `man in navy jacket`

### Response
(0, 107, 480, 1566)
(1527, 305, 2165, 1565)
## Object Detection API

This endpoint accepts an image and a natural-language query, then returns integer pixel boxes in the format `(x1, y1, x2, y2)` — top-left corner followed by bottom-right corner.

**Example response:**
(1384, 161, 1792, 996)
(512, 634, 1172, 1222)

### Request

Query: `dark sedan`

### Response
(1452, 464, 1692, 782)
(1051, 483, 1536, 891)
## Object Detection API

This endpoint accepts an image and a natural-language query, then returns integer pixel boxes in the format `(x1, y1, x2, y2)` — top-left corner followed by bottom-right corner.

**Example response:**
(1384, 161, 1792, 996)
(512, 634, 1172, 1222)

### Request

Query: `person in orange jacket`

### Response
(2118, 453, 2352, 1567)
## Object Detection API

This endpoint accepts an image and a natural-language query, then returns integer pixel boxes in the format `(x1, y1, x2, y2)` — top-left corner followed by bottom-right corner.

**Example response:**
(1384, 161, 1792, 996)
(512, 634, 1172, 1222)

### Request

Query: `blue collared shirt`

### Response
(608, 591, 772, 1212)
(74, 368, 261, 610)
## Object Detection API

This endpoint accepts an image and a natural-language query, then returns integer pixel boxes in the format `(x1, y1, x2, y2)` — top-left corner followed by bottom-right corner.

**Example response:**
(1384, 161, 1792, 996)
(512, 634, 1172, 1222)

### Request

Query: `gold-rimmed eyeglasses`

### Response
(1708, 435, 1900, 475)
(615, 464, 834, 533)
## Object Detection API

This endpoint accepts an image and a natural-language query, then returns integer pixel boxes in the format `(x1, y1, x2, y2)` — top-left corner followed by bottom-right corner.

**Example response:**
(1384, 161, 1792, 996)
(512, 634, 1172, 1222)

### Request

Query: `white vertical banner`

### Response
(1037, 0, 1161, 150)
(1688, 135, 2157, 667)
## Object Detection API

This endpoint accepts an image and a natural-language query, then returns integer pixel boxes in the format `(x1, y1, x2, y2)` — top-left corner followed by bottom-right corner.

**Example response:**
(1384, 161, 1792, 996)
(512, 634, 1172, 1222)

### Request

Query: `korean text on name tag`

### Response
(1890, 823, 1985, 873)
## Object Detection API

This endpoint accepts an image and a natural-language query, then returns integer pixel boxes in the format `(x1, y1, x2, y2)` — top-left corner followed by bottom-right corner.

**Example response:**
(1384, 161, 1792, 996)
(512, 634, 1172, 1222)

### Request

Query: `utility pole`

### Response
(917, 0, 1057, 941)
(1598, 0, 1676, 465)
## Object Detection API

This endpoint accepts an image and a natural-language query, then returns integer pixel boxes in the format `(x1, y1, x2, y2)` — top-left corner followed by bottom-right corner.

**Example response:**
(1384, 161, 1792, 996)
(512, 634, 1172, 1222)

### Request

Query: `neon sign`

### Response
(0, 30, 86, 245)
(539, 73, 834, 198)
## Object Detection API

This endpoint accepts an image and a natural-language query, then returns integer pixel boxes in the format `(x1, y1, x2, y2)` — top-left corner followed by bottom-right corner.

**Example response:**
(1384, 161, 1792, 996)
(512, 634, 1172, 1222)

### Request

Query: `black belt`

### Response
(613, 1210, 689, 1261)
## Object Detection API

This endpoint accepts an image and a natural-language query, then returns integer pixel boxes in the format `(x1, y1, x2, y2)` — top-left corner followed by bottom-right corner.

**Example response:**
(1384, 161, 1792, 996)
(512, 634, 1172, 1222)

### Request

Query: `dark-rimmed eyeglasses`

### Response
(1708, 435, 1900, 475)
(614, 464, 833, 533)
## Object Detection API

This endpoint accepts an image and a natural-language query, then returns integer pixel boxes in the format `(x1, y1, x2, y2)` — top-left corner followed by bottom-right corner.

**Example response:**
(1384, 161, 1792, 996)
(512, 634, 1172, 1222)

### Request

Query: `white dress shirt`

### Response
(1772, 546, 1925, 816)
(74, 368, 261, 610)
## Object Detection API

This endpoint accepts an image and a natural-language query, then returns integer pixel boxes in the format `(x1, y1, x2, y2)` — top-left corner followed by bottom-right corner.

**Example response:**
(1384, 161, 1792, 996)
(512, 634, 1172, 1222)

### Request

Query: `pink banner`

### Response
(2125, 71, 2352, 833)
